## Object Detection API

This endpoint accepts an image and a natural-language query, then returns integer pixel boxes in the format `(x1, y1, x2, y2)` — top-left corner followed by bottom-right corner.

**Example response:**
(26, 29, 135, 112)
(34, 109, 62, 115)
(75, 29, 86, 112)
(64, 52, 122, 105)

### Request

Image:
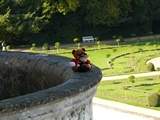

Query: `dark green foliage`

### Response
(123, 86, 130, 90)
(129, 68, 134, 72)
(1, 0, 160, 44)
(148, 93, 160, 107)
(138, 48, 144, 52)
(0, 0, 79, 44)
(106, 54, 111, 58)
(85, 0, 120, 26)
(128, 75, 135, 83)
(147, 63, 155, 71)
(112, 81, 121, 84)
(112, 49, 117, 52)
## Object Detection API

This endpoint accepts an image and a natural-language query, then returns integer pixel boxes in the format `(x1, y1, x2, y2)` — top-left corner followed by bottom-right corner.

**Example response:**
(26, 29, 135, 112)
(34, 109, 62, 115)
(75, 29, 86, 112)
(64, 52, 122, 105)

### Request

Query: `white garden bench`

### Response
(82, 36, 94, 43)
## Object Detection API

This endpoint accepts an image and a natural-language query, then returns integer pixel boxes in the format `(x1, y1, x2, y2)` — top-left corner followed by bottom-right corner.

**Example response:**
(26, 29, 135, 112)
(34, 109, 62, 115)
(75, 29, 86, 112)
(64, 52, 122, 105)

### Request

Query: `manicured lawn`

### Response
(96, 77, 160, 110)
(27, 39, 160, 76)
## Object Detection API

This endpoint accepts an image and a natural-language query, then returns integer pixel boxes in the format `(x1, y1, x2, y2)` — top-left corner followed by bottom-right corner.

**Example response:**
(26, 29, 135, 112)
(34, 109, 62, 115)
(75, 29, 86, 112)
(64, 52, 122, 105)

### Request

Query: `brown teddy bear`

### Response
(70, 48, 92, 72)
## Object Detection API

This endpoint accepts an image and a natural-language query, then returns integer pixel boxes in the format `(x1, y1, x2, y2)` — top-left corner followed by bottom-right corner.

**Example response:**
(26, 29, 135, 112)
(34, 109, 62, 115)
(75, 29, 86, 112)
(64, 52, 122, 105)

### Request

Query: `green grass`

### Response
(25, 39, 160, 76)
(96, 77, 160, 110)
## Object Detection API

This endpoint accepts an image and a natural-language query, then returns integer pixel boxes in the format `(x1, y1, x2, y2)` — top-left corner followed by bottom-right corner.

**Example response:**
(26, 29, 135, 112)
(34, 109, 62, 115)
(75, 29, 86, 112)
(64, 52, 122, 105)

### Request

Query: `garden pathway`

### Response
(93, 98, 160, 120)
(95, 71, 160, 120)
(102, 71, 160, 81)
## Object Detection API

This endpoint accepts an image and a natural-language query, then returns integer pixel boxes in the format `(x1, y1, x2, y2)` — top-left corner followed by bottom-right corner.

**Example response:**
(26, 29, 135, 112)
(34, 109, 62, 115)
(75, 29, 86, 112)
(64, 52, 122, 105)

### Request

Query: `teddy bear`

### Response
(70, 48, 92, 72)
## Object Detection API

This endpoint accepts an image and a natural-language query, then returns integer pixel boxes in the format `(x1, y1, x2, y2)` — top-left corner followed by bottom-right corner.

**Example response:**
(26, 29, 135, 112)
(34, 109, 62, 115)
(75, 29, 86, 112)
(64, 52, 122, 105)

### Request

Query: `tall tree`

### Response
(0, 0, 79, 43)
(85, 0, 120, 26)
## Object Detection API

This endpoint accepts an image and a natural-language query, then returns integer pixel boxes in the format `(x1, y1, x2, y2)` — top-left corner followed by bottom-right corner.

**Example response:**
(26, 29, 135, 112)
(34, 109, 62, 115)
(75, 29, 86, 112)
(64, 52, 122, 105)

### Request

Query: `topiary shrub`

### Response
(30, 43, 36, 50)
(148, 93, 160, 107)
(6, 45, 11, 51)
(123, 86, 130, 90)
(42, 43, 50, 50)
(157, 67, 160, 71)
(129, 68, 134, 72)
(128, 75, 135, 83)
(112, 48, 117, 52)
(138, 48, 144, 52)
(147, 63, 155, 71)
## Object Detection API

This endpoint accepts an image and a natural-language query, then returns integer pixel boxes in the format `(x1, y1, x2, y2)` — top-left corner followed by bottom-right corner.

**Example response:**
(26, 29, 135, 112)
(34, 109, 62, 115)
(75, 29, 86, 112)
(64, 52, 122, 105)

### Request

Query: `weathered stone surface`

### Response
(0, 52, 102, 120)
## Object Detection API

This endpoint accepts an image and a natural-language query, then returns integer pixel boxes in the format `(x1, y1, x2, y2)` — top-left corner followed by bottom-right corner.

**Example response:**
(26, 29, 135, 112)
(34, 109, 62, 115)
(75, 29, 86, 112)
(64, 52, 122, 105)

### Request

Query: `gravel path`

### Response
(93, 98, 160, 120)
(102, 71, 160, 81)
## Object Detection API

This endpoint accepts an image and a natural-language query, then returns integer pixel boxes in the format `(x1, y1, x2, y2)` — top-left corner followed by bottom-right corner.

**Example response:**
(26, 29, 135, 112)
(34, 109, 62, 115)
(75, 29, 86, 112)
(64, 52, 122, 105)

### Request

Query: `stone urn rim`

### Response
(0, 51, 102, 113)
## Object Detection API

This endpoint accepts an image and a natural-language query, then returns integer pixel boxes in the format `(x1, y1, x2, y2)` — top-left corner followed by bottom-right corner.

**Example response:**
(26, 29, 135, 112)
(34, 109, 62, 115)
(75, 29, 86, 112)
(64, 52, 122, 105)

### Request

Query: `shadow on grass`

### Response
(101, 67, 111, 70)
(135, 82, 160, 87)
(107, 89, 115, 91)
(144, 88, 152, 91)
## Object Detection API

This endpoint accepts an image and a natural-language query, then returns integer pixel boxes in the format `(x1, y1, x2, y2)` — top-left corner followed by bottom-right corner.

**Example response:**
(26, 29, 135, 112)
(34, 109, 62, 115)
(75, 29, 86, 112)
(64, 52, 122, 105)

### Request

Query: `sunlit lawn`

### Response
(96, 76, 160, 110)
(27, 39, 160, 76)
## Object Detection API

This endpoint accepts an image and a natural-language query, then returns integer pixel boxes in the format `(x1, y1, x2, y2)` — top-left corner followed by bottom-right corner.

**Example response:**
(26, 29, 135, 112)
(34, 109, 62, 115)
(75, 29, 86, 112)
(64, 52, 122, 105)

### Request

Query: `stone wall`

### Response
(0, 52, 102, 120)
(0, 86, 97, 120)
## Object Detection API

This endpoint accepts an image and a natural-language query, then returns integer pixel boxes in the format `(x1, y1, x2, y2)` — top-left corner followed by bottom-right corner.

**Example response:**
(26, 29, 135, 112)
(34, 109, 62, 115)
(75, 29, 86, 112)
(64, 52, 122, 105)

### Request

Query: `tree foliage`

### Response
(0, 0, 160, 44)
(0, 0, 79, 43)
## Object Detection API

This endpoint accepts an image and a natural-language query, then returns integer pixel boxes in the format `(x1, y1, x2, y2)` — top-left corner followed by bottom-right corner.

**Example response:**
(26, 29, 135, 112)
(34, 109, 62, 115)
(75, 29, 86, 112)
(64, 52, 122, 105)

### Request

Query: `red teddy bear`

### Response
(70, 48, 92, 72)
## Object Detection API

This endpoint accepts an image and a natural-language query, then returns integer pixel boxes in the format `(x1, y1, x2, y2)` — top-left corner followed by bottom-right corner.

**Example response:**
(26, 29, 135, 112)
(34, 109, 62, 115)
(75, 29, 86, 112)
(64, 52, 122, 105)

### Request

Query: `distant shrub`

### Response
(42, 43, 50, 50)
(6, 45, 11, 50)
(108, 60, 114, 69)
(106, 54, 111, 58)
(54, 42, 60, 49)
(145, 42, 151, 46)
(54, 42, 60, 53)
(112, 81, 121, 84)
(129, 68, 134, 72)
(123, 86, 130, 90)
(116, 38, 120, 46)
(77, 42, 81, 49)
(112, 49, 117, 52)
(32, 43, 36, 47)
(30, 43, 36, 50)
(128, 75, 135, 83)
(147, 63, 155, 71)
(157, 67, 160, 71)
(96, 40, 101, 49)
(148, 93, 160, 107)
(138, 48, 144, 52)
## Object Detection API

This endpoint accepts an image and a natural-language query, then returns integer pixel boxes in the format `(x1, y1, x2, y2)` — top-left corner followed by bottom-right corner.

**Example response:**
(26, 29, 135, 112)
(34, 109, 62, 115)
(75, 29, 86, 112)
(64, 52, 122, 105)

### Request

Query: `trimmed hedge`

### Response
(147, 63, 155, 71)
(148, 93, 160, 107)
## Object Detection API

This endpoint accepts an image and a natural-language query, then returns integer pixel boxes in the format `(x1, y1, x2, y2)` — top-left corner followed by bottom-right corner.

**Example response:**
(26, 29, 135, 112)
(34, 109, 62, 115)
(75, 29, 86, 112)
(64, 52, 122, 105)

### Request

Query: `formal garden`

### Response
(96, 77, 160, 110)
(23, 37, 160, 77)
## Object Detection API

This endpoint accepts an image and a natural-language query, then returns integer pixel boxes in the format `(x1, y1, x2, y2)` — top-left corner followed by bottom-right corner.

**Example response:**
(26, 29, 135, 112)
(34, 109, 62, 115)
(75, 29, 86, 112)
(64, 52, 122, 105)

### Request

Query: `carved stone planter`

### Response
(0, 52, 102, 120)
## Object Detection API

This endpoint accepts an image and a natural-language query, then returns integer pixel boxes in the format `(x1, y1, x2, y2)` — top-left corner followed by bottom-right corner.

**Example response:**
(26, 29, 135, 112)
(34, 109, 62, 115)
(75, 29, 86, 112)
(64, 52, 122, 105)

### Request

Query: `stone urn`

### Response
(0, 52, 102, 120)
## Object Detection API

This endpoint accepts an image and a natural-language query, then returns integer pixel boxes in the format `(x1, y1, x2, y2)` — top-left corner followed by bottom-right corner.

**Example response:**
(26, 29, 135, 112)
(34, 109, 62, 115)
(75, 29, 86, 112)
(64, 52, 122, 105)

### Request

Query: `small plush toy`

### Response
(70, 48, 91, 72)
